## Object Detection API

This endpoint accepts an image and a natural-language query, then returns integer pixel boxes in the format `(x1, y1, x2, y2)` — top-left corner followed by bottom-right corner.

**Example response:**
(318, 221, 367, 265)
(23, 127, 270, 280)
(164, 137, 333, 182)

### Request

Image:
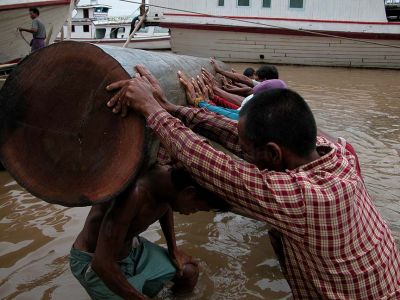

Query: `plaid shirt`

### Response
(147, 107, 400, 299)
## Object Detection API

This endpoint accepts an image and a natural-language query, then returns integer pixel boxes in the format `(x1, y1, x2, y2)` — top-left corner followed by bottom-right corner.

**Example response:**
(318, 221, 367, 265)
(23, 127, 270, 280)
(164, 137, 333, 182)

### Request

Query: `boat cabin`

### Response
(59, 0, 169, 40)
(148, 0, 389, 23)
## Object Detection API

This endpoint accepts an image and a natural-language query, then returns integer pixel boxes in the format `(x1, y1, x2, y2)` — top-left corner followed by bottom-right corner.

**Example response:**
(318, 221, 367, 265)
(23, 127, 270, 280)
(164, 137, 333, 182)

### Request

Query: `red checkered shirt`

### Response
(147, 107, 400, 299)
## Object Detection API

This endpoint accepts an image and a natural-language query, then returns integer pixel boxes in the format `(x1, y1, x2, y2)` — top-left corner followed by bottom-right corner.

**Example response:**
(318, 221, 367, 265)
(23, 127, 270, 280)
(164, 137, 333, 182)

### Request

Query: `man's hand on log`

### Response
(178, 71, 204, 106)
(210, 58, 223, 74)
(197, 75, 214, 100)
(134, 65, 178, 113)
(106, 73, 163, 118)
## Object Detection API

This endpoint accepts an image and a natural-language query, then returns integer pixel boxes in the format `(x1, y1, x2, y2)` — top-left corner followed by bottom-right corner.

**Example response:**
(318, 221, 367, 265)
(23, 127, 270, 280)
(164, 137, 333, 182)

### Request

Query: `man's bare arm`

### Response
(223, 85, 252, 97)
(210, 59, 254, 87)
(159, 208, 178, 258)
(18, 27, 37, 33)
(159, 208, 196, 277)
(213, 86, 244, 106)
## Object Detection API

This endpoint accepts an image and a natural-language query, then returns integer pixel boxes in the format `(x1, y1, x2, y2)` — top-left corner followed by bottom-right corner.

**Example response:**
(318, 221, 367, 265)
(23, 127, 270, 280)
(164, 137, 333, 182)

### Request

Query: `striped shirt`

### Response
(147, 107, 400, 299)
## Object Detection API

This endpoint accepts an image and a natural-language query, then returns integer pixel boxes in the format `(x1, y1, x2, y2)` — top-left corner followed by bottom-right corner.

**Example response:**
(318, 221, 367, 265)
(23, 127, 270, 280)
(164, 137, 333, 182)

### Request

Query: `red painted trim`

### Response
(2, 58, 21, 64)
(164, 13, 400, 26)
(0, 0, 70, 11)
(163, 22, 400, 40)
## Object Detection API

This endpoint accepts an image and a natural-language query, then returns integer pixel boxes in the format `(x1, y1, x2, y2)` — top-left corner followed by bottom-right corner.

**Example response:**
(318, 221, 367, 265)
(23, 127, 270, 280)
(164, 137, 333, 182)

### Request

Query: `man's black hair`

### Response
(239, 88, 317, 157)
(255, 65, 279, 80)
(170, 168, 230, 211)
(243, 67, 255, 78)
(170, 168, 196, 191)
(29, 7, 40, 15)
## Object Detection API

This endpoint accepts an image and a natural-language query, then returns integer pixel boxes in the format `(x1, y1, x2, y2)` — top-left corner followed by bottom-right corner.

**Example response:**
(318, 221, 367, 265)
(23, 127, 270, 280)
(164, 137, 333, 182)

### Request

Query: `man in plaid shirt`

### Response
(106, 66, 400, 299)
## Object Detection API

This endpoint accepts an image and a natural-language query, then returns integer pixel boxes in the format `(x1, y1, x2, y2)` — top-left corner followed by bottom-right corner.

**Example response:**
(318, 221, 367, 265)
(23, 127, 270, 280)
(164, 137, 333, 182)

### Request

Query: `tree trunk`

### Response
(0, 41, 226, 207)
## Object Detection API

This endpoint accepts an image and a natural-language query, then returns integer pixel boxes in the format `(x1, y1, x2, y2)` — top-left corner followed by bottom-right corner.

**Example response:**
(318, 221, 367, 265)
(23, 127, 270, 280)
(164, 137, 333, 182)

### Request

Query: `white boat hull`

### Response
(147, 0, 400, 68)
(169, 27, 400, 69)
(0, 1, 71, 64)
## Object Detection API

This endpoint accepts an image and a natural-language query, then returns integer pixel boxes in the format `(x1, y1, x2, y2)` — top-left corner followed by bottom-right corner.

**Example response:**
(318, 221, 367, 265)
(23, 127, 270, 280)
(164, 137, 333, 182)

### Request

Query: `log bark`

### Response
(0, 41, 226, 206)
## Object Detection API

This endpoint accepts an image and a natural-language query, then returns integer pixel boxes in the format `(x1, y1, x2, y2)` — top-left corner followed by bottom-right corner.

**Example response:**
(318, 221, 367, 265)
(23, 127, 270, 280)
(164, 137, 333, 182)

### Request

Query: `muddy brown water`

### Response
(0, 64, 399, 300)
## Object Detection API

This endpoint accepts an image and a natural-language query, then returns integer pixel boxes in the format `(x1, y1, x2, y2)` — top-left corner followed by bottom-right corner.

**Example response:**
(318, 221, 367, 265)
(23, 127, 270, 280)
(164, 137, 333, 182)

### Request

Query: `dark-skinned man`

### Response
(71, 164, 229, 299)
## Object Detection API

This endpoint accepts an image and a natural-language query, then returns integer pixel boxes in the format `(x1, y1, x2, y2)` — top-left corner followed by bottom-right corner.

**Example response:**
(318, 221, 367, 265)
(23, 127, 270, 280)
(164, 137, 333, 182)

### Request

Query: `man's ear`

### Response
(264, 142, 283, 167)
(177, 186, 197, 202)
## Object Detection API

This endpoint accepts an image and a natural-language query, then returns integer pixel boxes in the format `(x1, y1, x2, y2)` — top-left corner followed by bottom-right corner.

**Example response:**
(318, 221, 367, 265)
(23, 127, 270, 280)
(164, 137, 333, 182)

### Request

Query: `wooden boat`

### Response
(146, 0, 400, 68)
(57, 1, 171, 50)
(0, 0, 73, 64)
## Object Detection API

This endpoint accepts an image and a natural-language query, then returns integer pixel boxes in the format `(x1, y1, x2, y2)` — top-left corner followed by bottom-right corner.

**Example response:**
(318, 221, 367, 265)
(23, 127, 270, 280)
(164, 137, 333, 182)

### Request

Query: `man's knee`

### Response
(172, 262, 199, 294)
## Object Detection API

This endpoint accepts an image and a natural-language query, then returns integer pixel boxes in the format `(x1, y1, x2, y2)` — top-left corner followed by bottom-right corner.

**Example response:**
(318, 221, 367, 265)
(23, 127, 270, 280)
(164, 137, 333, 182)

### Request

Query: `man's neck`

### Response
(284, 149, 321, 170)
(146, 167, 177, 202)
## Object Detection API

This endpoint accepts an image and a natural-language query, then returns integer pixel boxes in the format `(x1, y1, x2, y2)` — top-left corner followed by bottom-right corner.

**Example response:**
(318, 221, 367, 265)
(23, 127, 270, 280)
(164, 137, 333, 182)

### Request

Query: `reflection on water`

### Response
(0, 65, 399, 299)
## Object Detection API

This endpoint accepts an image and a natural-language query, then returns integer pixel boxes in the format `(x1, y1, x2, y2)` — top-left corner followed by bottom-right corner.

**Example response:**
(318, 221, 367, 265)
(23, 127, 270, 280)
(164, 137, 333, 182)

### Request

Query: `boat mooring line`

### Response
(121, 0, 400, 49)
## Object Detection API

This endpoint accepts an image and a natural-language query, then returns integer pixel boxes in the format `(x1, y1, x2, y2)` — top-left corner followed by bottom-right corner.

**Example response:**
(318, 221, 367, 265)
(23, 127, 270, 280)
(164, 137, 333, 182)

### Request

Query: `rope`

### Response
(120, 0, 400, 49)
(123, 8, 149, 47)
(89, 5, 141, 44)
(18, 29, 30, 46)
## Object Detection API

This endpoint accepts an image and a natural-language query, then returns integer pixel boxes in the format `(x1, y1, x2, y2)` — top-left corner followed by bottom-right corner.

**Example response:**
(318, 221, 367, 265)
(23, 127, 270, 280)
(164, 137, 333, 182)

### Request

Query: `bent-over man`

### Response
(71, 164, 229, 299)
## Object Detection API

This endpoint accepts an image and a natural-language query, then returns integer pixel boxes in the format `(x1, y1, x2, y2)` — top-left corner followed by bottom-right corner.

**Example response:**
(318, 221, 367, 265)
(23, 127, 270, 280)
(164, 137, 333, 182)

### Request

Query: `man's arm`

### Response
(159, 208, 195, 276)
(18, 20, 38, 34)
(147, 110, 305, 239)
(91, 189, 148, 300)
(212, 86, 244, 106)
(222, 85, 252, 97)
(106, 75, 305, 240)
(159, 208, 178, 258)
(118, 66, 243, 156)
(18, 27, 37, 34)
(210, 59, 254, 87)
(197, 101, 239, 120)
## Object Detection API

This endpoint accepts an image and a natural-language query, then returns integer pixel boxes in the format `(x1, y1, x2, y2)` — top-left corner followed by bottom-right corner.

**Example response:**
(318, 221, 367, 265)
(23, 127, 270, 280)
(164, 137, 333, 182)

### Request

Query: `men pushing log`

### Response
(105, 65, 400, 299)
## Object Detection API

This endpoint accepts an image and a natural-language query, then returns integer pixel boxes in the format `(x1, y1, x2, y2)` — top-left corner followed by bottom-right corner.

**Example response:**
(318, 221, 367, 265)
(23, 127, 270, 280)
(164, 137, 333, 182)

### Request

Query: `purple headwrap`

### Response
(253, 79, 287, 95)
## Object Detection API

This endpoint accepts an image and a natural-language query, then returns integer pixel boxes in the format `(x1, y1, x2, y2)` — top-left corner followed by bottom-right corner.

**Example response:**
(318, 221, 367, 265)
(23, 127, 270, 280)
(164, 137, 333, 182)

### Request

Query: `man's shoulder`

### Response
(33, 18, 44, 25)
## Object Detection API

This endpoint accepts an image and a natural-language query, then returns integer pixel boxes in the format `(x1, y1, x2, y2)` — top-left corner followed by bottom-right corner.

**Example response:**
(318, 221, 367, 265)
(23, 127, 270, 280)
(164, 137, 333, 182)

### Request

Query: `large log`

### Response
(0, 41, 224, 206)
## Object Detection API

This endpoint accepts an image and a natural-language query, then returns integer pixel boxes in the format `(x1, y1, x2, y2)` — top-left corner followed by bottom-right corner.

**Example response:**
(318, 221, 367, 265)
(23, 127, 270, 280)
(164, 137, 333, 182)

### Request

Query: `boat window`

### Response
(95, 7, 109, 13)
(262, 0, 271, 8)
(154, 27, 169, 33)
(71, 25, 75, 32)
(238, 0, 250, 6)
(137, 27, 149, 33)
(385, 0, 400, 21)
(83, 25, 90, 32)
(289, 0, 303, 9)
(218, 0, 224, 6)
(110, 27, 125, 38)
(96, 28, 106, 39)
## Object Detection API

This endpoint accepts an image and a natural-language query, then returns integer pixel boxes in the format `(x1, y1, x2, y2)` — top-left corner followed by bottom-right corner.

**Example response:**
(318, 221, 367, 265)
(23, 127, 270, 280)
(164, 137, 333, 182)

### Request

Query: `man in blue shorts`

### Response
(70, 165, 228, 299)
